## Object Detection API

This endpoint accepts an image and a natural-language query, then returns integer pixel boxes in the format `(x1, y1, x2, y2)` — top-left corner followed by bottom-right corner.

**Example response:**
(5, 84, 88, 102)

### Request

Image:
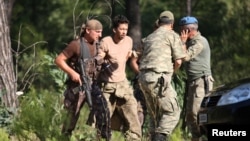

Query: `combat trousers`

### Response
(101, 79, 142, 141)
(62, 86, 85, 135)
(138, 71, 180, 137)
(186, 76, 213, 138)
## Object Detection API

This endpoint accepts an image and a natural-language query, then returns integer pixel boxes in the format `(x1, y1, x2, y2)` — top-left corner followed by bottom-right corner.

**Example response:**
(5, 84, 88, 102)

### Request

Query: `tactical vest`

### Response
(66, 39, 98, 85)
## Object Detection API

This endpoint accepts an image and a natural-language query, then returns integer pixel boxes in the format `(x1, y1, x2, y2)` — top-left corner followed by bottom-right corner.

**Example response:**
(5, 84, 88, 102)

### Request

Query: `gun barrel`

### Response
(85, 90, 93, 109)
(79, 59, 93, 109)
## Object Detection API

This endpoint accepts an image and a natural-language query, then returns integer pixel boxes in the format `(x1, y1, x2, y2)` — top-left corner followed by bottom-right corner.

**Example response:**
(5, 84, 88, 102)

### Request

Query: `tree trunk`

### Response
(125, 0, 141, 49)
(0, 0, 18, 108)
(187, 0, 192, 16)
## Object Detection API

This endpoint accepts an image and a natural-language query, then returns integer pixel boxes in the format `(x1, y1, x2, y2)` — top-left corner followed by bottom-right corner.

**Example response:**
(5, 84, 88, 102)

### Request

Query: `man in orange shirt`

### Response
(95, 15, 141, 141)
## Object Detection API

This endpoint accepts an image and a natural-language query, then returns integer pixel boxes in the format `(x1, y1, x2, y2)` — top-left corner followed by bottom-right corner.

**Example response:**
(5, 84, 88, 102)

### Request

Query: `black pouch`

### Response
(157, 76, 165, 97)
(203, 75, 209, 94)
(101, 62, 113, 76)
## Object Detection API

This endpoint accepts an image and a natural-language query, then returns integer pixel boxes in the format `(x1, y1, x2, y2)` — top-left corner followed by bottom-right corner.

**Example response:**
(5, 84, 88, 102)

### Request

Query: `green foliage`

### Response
(172, 71, 187, 108)
(170, 122, 186, 141)
(0, 95, 16, 134)
(42, 54, 68, 94)
(15, 44, 49, 91)
(11, 89, 67, 141)
(0, 128, 10, 141)
(0, 106, 15, 133)
(210, 0, 250, 86)
(9, 88, 130, 141)
(11, 0, 113, 53)
(10, 0, 250, 89)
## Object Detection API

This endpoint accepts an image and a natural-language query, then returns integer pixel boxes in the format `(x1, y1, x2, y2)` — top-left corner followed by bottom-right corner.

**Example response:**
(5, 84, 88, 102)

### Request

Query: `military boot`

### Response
(151, 133, 167, 141)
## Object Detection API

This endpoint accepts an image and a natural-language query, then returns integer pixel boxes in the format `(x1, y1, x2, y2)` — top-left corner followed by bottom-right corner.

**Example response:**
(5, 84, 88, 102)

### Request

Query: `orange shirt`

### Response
(97, 36, 132, 82)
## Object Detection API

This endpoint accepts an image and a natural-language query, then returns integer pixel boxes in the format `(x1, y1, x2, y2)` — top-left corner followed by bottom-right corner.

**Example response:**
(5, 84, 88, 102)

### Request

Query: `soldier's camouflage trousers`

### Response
(186, 76, 213, 138)
(138, 72, 180, 136)
(101, 80, 142, 141)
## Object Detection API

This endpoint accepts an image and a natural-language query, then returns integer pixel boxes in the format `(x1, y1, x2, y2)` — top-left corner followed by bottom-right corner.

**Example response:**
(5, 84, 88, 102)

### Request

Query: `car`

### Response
(198, 77, 250, 136)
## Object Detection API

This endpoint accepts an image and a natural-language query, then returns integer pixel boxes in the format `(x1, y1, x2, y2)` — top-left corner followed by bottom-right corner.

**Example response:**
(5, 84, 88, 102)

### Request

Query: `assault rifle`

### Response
(79, 57, 93, 110)
(73, 39, 93, 114)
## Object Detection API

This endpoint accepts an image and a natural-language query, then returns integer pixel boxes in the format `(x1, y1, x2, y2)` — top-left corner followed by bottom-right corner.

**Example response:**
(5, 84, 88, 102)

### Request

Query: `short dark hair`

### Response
(112, 15, 129, 28)
(158, 16, 173, 25)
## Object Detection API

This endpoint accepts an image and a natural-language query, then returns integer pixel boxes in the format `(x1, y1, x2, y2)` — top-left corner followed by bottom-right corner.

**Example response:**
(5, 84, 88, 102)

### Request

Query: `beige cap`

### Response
(159, 10, 174, 21)
(85, 19, 103, 30)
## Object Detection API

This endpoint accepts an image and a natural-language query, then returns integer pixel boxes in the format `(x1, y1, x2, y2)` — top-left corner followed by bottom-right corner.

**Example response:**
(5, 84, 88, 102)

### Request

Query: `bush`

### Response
(0, 105, 15, 134)
(11, 89, 67, 141)
(0, 128, 10, 141)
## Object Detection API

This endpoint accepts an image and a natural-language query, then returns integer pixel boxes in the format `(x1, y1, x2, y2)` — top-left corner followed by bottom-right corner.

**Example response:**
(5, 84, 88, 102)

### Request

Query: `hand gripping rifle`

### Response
(79, 57, 93, 110)
(74, 38, 93, 114)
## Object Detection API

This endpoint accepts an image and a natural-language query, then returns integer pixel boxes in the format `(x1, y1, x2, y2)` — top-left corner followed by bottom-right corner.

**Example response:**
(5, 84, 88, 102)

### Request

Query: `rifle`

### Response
(85, 42, 111, 141)
(79, 57, 93, 110)
(73, 39, 93, 114)
(90, 83, 111, 141)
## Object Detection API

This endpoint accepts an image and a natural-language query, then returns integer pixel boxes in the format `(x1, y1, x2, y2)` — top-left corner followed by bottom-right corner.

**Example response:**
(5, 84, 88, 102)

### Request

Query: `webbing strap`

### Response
(80, 38, 91, 59)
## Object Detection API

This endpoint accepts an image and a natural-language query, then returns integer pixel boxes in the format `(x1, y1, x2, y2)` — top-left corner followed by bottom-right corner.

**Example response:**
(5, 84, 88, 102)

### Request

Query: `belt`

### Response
(140, 69, 169, 74)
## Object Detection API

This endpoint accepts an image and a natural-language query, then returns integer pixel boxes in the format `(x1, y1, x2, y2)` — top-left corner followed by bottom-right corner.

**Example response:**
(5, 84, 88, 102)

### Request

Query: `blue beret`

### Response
(179, 16, 198, 26)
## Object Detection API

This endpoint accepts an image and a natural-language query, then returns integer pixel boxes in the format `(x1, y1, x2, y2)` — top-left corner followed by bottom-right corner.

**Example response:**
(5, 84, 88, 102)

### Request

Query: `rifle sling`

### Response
(80, 38, 91, 59)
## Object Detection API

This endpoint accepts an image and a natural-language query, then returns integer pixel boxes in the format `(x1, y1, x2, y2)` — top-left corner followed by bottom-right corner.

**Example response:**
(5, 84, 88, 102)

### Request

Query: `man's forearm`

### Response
(174, 59, 182, 72)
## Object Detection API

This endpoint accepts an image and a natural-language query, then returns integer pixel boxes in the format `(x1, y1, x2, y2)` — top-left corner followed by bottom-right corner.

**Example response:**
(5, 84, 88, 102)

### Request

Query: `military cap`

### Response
(159, 11, 174, 21)
(179, 16, 198, 26)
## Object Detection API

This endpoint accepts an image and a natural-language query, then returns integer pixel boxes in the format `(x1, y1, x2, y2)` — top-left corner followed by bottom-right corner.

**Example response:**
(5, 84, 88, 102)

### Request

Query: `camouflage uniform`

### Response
(130, 18, 160, 128)
(184, 32, 213, 139)
(179, 16, 214, 141)
(185, 76, 213, 139)
(100, 80, 142, 141)
(138, 23, 186, 140)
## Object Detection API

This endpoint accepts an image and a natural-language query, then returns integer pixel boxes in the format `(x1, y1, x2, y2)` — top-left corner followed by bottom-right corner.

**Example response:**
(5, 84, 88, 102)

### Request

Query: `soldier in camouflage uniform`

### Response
(137, 11, 186, 141)
(179, 16, 214, 141)
(130, 19, 159, 127)
(54, 19, 103, 138)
